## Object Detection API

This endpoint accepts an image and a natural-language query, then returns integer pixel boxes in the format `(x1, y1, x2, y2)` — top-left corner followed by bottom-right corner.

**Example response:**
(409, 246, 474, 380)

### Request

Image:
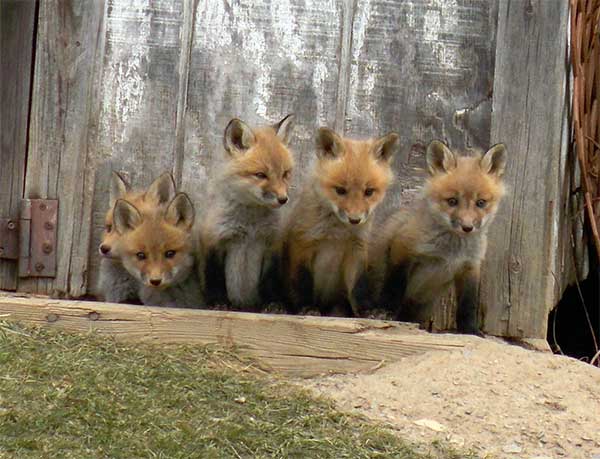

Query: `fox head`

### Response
(112, 193, 195, 289)
(221, 114, 295, 208)
(99, 171, 176, 259)
(314, 127, 399, 226)
(425, 140, 507, 235)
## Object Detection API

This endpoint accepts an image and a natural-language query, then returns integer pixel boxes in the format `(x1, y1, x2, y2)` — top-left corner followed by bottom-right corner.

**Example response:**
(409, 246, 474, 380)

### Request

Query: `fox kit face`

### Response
(425, 140, 507, 235)
(99, 172, 176, 259)
(113, 193, 195, 289)
(314, 128, 398, 226)
(222, 115, 295, 208)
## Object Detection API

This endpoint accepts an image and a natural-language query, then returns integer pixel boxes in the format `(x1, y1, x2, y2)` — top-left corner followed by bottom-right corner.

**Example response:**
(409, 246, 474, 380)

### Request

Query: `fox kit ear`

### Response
(480, 143, 507, 177)
(223, 118, 256, 156)
(316, 127, 344, 159)
(146, 172, 176, 205)
(372, 133, 399, 163)
(110, 171, 130, 205)
(272, 114, 295, 145)
(426, 140, 457, 175)
(113, 199, 143, 234)
(165, 193, 195, 231)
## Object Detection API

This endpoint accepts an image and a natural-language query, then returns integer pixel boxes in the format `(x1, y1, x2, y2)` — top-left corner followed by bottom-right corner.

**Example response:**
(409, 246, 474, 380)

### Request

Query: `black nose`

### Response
(278, 196, 288, 205)
(462, 226, 474, 233)
(349, 218, 361, 225)
(100, 244, 110, 254)
(150, 278, 162, 286)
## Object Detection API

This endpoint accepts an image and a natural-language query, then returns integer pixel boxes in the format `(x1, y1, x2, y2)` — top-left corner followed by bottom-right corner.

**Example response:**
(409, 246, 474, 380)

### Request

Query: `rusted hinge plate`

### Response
(19, 199, 58, 278)
(0, 218, 19, 260)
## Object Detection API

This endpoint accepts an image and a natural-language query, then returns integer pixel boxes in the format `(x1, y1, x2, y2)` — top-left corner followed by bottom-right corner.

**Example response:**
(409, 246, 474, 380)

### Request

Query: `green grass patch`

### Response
(0, 322, 475, 459)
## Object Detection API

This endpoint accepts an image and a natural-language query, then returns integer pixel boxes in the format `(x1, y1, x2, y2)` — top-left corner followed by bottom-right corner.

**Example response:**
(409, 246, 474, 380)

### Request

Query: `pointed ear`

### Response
(165, 193, 195, 231)
(113, 199, 143, 234)
(371, 133, 399, 163)
(223, 118, 256, 156)
(480, 143, 507, 177)
(272, 114, 295, 145)
(110, 171, 130, 205)
(146, 172, 176, 205)
(426, 140, 457, 175)
(316, 127, 344, 159)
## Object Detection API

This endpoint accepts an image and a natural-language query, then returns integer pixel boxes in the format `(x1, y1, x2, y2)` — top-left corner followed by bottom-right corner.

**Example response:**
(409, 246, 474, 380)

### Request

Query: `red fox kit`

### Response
(200, 115, 295, 309)
(112, 192, 204, 308)
(97, 171, 176, 303)
(372, 140, 507, 334)
(281, 127, 398, 316)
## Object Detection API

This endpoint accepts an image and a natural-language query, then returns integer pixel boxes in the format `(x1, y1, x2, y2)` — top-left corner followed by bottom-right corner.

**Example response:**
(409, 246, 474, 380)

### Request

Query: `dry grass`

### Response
(0, 322, 476, 459)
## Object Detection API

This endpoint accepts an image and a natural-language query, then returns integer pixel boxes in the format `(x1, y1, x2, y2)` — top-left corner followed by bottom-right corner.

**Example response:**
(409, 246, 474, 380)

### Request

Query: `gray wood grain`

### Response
(21, 0, 106, 296)
(344, 0, 497, 217)
(480, 0, 570, 338)
(0, 0, 37, 290)
(180, 0, 347, 205)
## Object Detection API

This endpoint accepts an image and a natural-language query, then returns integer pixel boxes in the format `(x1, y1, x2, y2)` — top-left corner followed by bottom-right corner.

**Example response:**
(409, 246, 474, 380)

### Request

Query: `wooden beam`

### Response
(480, 0, 570, 338)
(0, 293, 469, 378)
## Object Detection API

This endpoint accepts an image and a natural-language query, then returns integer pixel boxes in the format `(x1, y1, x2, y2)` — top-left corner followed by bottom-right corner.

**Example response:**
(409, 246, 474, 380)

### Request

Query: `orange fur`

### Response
(372, 140, 507, 334)
(282, 128, 398, 315)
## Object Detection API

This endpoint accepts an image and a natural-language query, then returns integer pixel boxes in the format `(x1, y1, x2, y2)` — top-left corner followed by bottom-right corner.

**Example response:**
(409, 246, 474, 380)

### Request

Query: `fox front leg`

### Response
(455, 264, 483, 336)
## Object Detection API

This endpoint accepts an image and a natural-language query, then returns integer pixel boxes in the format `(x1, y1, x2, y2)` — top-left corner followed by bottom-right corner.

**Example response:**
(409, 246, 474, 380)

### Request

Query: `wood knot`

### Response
(46, 313, 58, 323)
(88, 312, 100, 321)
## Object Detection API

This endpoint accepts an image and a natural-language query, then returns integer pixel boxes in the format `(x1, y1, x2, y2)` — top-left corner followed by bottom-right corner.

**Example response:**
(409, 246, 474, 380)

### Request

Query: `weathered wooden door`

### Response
(0, 0, 573, 340)
(0, 0, 37, 291)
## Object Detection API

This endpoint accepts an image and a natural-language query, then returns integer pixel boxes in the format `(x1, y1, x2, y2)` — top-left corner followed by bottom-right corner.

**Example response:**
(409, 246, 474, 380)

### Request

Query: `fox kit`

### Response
(112, 192, 204, 308)
(281, 127, 398, 316)
(200, 114, 295, 309)
(372, 140, 507, 334)
(97, 171, 176, 303)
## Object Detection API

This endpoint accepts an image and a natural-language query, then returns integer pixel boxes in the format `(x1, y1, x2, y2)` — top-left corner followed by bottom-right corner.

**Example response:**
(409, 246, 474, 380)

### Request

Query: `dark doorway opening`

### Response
(548, 254, 599, 363)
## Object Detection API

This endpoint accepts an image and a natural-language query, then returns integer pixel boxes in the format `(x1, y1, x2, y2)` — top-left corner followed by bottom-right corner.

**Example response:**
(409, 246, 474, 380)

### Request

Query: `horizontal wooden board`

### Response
(0, 293, 471, 378)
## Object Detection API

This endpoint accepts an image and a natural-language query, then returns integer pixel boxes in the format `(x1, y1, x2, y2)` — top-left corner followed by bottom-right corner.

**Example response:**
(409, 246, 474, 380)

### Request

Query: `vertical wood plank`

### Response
(180, 0, 347, 205)
(345, 0, 497, 216)
(21, 0, 105, 296)
(480, 0, 569, 338)
(0, 0, 37, 290)
(87, 0, 190, 295)
(344, 0, 497, 330)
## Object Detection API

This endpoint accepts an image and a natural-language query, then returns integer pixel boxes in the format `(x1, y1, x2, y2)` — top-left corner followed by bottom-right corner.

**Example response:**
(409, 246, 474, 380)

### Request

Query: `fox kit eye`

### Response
(335, 186, 347, 196)
(165, 250, 176, 259)
(447, 197, 458, 207)
(254, 172, 267, 180)
(364, 188, 375, 197)
(136, 252, 146, 260)
(283, 170, 291, 180)
(476, 199, 487, 208)
(105, 224, 112, 233)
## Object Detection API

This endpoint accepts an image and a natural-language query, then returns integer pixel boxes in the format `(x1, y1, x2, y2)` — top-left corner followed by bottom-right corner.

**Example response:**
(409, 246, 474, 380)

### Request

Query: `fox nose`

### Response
(277, 196, 288, 205)
(149, 278, 162, 286)
(349, 217, 362, 225)
(99, 244, 111, 255)
(462, 225, 474, 233)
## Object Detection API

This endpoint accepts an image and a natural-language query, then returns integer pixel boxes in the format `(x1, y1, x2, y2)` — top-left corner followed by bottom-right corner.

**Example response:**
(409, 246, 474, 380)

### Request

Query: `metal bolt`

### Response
(7, 221, 15, 230)
(35, 262, 45, 272)
(44, 221, 54, 231)
(42, 242, 53, 254)
(39, 203, 47, 211)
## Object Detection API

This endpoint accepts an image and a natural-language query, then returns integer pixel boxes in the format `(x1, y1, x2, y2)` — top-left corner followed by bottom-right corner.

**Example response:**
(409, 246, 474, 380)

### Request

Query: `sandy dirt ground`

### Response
(304, 336, 600, 459)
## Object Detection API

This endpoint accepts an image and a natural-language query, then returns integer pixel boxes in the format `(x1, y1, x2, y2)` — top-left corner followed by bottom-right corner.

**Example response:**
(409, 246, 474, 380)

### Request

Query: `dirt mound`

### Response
(305, 336, 600, 458)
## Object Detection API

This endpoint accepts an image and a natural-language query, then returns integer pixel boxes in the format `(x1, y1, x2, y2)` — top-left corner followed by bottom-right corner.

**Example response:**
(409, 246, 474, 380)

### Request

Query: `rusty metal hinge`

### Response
(18, 199, 58, 278)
